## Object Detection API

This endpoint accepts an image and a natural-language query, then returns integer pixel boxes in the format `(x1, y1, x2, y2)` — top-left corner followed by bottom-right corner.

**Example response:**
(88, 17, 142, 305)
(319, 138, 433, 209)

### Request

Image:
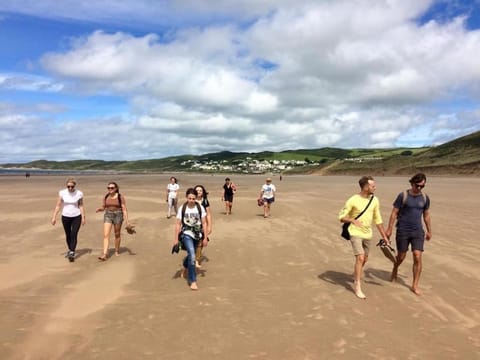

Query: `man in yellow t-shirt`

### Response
(339, 176, 389, 299)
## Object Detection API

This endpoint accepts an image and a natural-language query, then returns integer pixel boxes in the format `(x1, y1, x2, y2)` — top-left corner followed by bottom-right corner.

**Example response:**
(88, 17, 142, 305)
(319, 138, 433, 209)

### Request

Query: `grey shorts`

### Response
(104, 210, 124, 225)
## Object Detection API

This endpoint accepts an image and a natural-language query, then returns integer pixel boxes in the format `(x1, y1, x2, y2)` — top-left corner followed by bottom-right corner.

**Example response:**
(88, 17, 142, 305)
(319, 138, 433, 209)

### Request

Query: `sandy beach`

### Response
(0, 174, 479, 359)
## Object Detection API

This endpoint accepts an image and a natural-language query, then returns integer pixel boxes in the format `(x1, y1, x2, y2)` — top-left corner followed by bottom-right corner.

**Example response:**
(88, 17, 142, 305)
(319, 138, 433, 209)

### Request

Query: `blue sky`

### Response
(1, 0, 480, 162)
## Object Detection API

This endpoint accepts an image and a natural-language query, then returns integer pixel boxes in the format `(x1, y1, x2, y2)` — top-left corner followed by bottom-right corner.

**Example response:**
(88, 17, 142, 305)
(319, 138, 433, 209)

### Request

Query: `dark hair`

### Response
(108, 181, 120, 193)
(170, 176, 177, 183)
(358, 176, 374, 189)
(185, 188, 198, 197)
(409, 173, 426, 184)
(225, 177, 230, 181)
(194, 184, 208, 199)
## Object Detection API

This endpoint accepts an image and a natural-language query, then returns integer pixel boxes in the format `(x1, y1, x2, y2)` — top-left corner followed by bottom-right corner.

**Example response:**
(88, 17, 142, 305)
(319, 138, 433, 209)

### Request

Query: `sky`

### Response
(1, 0, 480, 162)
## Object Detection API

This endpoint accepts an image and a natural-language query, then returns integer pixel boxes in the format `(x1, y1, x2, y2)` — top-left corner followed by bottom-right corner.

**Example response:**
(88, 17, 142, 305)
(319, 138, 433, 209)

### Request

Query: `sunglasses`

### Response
(67, 185, 75, 189)
(415, 184, 425, 189)
(107, 186, 116, 190)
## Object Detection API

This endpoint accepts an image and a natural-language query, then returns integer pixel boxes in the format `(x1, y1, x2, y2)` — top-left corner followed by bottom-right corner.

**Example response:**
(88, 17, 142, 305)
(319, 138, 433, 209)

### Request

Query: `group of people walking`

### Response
(50, 173, 431, 296)
(50, 176, 277, 291)
(51, 178, 132, 262)
(170, 177, 276, 290)
(339, 173, 432, 299)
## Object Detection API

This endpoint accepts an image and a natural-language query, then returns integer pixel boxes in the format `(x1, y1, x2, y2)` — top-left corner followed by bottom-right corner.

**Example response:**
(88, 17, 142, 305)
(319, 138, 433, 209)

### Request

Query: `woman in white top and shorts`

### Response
(166, 177, 179, 218)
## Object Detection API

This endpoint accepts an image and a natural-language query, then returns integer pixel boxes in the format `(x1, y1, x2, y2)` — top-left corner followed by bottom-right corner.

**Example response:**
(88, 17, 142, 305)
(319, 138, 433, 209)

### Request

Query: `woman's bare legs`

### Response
(114, 223, 122, 256)
(99, 222, 113, 260)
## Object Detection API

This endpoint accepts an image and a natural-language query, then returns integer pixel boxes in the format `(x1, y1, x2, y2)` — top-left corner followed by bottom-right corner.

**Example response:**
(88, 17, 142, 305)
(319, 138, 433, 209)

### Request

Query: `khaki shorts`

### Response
(350, 236, 371, 256)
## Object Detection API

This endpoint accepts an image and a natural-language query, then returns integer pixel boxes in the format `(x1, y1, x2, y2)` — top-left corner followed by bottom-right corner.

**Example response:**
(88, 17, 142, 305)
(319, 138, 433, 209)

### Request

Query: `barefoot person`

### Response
(173, 188, 208, 290)
(166, 176, 179, 219)
(51, 178, 85, 262)
(222, 177, 236, 215)
(259, 177, 276, 218)
(194, 184, 212, 269)
(386, 173, 432, 295)
(96, 182, 131, 261)
(339, 176, 389, 299)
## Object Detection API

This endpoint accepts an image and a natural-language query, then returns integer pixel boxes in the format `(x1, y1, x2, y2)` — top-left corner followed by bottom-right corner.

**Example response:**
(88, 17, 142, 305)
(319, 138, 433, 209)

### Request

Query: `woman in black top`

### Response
(194, 185, 212, 268)
(222, 177, 236, 215)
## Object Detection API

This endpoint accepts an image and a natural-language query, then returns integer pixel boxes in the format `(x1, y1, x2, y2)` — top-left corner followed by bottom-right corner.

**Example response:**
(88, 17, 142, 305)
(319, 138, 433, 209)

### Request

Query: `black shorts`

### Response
(224, 195, 234, 202)
(396, 230, 425, 252)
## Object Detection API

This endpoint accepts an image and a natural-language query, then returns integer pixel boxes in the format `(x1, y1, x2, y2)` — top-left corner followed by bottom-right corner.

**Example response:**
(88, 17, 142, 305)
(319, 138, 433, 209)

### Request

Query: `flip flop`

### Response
(376, 239, 396, 264)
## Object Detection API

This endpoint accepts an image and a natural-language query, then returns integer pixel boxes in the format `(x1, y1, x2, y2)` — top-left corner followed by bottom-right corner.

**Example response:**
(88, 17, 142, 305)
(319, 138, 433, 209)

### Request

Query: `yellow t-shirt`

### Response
(338, 194, 383, 239)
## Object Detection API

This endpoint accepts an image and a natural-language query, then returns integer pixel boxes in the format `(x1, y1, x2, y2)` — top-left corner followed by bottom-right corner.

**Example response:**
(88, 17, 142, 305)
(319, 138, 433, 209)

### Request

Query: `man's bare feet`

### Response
(115, 250, 120, 256)
(411, 287, 422, 296)
(190, 282, 198, 290)
(353, 282, 367, 299)
(195, 260, 202, 269)
(180, 267, 187, 278)
(391, 267, 398, 282)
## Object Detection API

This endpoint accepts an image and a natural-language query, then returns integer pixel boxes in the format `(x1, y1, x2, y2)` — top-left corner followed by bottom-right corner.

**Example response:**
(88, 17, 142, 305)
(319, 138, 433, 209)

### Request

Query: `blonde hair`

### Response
(66, 177, 77, 186)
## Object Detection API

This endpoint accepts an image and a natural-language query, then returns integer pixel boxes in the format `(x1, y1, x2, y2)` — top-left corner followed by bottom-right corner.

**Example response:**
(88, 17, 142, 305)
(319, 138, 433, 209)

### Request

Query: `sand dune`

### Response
(0, 174, 479, 359)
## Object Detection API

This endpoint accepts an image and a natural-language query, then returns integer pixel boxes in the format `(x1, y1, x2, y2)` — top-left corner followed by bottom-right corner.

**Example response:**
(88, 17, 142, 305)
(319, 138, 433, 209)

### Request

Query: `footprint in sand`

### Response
(0, 254, 65, 291)
(45, 259, 135, 332)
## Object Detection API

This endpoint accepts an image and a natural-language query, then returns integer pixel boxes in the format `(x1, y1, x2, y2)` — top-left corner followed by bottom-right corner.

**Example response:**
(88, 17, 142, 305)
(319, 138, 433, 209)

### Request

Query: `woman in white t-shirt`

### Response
(173, 188, 207, 290)
(166, 176, 179, 218)
(51, 178, 85, 262)
(259, 177, 276, 218)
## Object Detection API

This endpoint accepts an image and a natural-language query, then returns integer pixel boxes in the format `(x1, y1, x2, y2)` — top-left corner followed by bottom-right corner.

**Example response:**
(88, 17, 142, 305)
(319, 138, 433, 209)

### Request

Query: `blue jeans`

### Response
(181, 234, 198, 283)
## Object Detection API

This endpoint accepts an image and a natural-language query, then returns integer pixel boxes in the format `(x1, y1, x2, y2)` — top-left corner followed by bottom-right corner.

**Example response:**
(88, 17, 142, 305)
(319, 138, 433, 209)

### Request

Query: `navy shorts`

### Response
(396, 230, 425, 252)
(263, 197, 275, 204)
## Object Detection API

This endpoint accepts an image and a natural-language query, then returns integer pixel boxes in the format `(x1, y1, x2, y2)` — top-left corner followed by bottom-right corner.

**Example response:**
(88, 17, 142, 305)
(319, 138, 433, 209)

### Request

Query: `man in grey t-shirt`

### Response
(386, 173, 432, 295)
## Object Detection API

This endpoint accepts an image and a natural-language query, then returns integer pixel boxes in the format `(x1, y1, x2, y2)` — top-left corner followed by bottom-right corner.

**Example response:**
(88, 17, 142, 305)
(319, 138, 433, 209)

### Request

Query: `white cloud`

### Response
(0, 73, 63, 92)
(1, 0, 480, 161)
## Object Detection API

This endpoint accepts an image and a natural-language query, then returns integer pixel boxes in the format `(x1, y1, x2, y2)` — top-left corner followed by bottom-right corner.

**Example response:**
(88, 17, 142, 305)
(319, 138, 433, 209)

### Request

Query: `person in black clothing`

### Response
(194, 185, 212, 268)
(222, 177, 236, 215)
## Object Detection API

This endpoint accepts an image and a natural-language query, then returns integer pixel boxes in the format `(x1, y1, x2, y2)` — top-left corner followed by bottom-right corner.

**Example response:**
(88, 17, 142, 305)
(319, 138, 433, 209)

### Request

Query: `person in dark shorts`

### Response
(259, 177, 276, 218)
(222, 177, 236, 215)
(386, 173, 432, 295)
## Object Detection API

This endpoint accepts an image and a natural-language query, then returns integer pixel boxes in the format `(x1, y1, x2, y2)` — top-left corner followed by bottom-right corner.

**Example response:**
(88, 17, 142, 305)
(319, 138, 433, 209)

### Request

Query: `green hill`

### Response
(2, 130, 480, 176)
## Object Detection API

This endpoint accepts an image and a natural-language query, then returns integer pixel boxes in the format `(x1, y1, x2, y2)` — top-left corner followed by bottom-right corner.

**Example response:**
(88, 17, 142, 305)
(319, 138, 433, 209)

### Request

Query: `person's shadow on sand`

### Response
(172, 267, 207, 279)
(116, 246, 136, 256)
(318, 270, 354, 294)
(62, 248, 92, 259)
(365, 268, 409, 289)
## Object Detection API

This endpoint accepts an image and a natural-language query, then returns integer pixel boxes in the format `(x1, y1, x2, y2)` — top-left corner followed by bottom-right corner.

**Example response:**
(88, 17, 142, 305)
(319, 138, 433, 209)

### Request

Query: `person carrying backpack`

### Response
(173, 188, 208, 290)
(386, 173, 432, 295)
(95, 181, 131, 261)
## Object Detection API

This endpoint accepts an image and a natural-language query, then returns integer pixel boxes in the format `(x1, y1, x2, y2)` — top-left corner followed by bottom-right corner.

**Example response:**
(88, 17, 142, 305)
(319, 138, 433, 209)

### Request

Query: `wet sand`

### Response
(0, 174, 479, 359)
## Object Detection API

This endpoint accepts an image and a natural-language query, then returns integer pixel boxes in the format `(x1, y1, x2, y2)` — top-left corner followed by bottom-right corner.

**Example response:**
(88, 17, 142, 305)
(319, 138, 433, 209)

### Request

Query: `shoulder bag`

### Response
(341, 195, 374, 240)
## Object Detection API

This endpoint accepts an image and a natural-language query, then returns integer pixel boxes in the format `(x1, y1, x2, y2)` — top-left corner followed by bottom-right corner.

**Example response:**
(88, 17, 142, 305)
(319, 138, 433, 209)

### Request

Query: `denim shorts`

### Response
(104, 210, 124, 225)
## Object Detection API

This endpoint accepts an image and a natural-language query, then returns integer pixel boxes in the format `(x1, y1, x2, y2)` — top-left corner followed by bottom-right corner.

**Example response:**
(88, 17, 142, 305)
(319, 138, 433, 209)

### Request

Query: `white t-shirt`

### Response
(59, 188, 83, 217)
(176, 204, 206, 239)
(261, 184, 276, 199)
(167, 183, 179, 199)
